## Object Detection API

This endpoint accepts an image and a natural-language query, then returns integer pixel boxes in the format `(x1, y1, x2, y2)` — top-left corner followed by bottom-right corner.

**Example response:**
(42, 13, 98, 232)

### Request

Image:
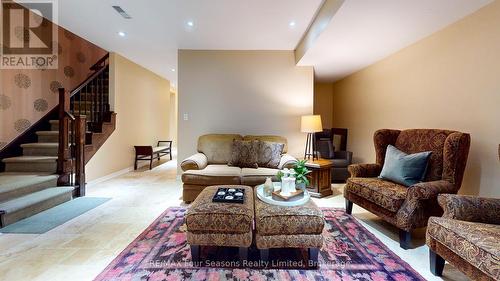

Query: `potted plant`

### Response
(276, 160, 311, 190)
(293, 159, 311, 190)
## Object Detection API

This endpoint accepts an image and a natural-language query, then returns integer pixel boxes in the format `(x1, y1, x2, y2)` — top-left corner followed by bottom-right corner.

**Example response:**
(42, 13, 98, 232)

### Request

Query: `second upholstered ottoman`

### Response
(254, 188, 325, 267)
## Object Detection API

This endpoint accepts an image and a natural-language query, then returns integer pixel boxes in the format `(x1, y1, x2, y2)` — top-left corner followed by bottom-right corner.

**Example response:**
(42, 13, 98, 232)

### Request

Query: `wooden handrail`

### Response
(89, 53, 109, 71)
(70, 59, 109, 98)
(64, 111, 75, 121)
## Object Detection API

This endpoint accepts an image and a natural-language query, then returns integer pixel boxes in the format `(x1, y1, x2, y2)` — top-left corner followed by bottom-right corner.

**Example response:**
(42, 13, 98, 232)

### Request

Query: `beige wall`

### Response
(178, 50, 314, 168)
(169, 90, 178, 146)
(314, 82, 334, 128)
(86, 53, 171, 181)
(330, 1, 500, 197)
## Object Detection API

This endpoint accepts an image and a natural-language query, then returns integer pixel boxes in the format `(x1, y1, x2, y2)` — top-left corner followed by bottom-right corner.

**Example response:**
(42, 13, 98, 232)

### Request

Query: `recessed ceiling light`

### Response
(187, 21, 194, 27)
(171, 68, 176, 72)
(289, 21, 296, 28)
(118, 31, 126, 37)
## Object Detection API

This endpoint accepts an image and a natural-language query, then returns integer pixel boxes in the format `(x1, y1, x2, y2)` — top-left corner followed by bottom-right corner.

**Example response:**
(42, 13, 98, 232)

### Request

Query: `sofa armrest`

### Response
(348, 163, 381, 178)
(181, 153, 208, 171)
(278, 154, 297, 169)
(438, 194, 500, 224)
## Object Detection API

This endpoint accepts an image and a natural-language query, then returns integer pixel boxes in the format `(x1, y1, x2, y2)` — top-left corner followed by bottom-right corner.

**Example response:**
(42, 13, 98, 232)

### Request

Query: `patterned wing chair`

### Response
(344, 129, 470, 249)
(426, 194, 500, 280)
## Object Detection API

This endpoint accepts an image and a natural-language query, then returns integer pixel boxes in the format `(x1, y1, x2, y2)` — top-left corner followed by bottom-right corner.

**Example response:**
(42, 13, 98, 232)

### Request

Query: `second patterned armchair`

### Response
(344, 129, 470, 249)
(426, 194, 500, 280)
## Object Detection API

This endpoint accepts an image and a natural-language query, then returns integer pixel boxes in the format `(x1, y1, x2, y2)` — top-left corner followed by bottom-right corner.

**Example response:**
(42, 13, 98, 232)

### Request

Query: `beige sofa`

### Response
(181, 134, 297, 203)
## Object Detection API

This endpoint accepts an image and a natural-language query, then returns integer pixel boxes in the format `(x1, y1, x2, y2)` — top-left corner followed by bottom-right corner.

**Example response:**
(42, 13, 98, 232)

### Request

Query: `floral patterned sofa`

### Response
(344, 129, 470, 249)
(426, 194, 500, 280)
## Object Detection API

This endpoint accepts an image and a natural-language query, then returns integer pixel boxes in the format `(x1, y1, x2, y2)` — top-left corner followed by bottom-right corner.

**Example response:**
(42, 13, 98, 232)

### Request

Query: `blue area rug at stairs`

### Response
(0, 197, 110, 234)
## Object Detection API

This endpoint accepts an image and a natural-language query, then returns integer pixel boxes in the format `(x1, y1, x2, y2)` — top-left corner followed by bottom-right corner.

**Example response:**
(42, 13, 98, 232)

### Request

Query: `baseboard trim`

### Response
(86, 158, 173, 187)
(86, 166, 134, 187)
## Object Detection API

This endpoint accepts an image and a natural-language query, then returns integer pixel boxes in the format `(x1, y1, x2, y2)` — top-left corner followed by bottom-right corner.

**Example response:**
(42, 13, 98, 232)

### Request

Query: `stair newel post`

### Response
(74, 115, 86, 197)
(57, 88, 71, 186)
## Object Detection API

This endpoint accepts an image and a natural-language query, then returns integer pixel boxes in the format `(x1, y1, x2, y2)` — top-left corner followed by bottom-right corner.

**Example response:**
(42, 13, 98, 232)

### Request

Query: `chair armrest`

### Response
(348, 163, 381, 178)
(438, 194, 500, 224)
(157, 140, 172, 148)
(407, 180, 456, 200)
(180, 153, 208, 171)
(278, 154, 297, 169)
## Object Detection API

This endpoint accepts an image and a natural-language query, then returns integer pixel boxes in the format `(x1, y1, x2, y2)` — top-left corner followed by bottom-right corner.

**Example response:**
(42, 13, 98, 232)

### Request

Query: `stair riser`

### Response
(0, 178, 58, 203)
(22, 147, 58, 156)
(38, 134, 58, 143)
(50, 123, 59, 131)
(4, 162, 57, 173)
(0, 191, 72, 227)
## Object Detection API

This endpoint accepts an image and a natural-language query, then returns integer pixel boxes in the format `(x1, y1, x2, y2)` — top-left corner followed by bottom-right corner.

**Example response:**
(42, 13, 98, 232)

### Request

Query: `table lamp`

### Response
(301, 115, 323, 160)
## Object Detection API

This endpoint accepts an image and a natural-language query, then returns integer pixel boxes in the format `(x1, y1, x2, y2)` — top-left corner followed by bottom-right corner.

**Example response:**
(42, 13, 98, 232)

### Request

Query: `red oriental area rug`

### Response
(95, 207, 425, 281)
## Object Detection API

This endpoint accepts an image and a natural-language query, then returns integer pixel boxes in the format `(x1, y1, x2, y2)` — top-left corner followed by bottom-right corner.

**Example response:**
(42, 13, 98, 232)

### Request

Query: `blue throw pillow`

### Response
(379, 145, 432, 187)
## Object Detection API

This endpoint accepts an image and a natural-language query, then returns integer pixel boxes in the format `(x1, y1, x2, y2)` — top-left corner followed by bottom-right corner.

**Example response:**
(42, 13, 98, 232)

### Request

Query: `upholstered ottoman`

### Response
(254, 190, 325, 267)
(185, 185, 254, 263)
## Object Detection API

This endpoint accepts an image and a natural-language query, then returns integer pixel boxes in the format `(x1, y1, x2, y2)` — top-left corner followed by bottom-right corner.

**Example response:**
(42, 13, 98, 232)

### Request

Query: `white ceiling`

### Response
(54, 0, 493, 85)
(299, 0, 493, 82)
(56, 0, 323, 85)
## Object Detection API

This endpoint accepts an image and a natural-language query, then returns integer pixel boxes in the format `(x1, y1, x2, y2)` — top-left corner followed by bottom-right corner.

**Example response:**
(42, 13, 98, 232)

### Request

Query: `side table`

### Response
(305, 159, 334, 198)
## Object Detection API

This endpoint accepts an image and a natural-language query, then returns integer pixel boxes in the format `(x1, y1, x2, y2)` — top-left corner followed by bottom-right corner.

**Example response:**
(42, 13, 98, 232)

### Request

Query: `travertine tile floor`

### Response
(0, 159, 469, 281)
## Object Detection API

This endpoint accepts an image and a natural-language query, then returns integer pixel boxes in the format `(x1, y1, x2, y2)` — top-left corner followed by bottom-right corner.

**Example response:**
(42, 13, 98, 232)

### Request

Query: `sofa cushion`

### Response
(240, 167, 279, 185)
(243, 135, 288, 153)
(197, 134, 243, 164)
(228, 140, 259, 168)
(186, 185, 254, 234)
(427, 217, 500, 280)
(181, 165, 241, 185)
(256, 141, 284, 168)
(345, 177, 408, 212)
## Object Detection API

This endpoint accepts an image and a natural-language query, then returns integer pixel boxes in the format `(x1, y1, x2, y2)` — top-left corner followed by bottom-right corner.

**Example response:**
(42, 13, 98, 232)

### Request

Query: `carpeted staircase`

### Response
(0, 120, 74, 227)
(0, 54, 113, 228)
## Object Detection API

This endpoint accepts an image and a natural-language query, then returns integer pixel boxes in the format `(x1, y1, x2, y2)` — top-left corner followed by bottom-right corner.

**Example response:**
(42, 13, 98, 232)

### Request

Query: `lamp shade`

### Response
(301, 115, 323, 133)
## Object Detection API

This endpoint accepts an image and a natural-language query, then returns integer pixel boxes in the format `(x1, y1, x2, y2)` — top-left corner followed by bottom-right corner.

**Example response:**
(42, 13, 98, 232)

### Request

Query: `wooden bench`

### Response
(134, 141, 172, 170)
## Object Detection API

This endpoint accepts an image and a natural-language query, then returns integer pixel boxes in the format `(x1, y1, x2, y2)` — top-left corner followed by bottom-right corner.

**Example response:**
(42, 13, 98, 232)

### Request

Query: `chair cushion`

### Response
(427, 217, 500, 280)
(345, 177, 408, 212)
(256, 141, 284, 168)
(181, 165, 241, 185)
(379, 145, 432, 186)
(255, 188, 324, 236)
(240, 167, 279, 185)
(186, 185, 254, 234)
(332, 158, 349, 167)
(228, 140, 259, 168)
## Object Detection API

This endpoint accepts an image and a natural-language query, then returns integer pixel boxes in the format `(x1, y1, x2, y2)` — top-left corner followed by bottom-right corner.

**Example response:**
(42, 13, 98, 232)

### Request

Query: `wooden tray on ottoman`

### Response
(272, 189, 303, 201)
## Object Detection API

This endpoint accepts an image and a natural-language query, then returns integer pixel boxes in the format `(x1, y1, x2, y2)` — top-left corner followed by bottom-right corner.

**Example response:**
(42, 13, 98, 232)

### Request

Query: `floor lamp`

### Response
(301, 115, 323, 160)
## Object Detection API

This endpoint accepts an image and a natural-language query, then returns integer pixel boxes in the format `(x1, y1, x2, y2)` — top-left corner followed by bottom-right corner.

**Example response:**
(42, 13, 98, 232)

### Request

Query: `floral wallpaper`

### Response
(0, 12, 107, 150)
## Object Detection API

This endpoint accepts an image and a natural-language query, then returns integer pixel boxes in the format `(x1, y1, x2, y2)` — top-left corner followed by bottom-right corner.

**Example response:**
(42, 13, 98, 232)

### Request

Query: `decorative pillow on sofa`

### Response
(379, 145, 432, 187)
(257, 141, 284, 168)
(228, 140, 259, 168)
